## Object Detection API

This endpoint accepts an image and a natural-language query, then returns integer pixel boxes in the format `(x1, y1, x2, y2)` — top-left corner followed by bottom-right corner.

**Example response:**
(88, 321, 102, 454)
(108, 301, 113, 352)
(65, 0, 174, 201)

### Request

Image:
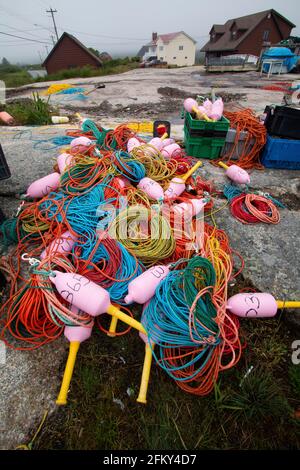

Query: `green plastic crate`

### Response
(184, 111, 230, 133)
(184, 127, 225, 159)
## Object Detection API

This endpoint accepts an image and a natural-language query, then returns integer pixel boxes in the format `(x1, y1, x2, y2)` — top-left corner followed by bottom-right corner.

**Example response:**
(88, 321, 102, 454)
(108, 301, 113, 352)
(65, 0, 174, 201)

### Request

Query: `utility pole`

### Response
(46, 7, 59, 42)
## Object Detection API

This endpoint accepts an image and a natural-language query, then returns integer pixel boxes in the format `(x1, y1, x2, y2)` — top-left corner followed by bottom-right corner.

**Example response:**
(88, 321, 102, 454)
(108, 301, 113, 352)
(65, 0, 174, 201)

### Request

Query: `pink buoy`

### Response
(173, 198, 207, 218)
(227, 293, 278, 318)
(26, 172, 60, 198)
(64, 324, 92, 342)
(161, 143, 181, 159)
(70, 136, 92, 154)
(209, 98, 224, 121)
(0, 111, 14, 125)
(137, 177, 164, 200)
(40, 230, 77, 259)
(57, 152, 73, 173)
(64, 306, 93, 343)
(184, 98, 198, 113)
(50, 271, 111, 317)
(203, 99, 213, 115)
(148, 137, 164, 151)
(127, 137, 141, 153)
(124, 265, 170, 305)
(161, 138, 175, 148)
(115, 176, 131, 189)
(226, 165, 250, 184)
(164, 177, 186, 199)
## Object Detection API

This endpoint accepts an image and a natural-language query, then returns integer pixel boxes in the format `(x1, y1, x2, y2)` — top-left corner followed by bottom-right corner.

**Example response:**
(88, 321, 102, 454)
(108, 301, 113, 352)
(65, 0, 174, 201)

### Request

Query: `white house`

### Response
(139, 31, 196, 66)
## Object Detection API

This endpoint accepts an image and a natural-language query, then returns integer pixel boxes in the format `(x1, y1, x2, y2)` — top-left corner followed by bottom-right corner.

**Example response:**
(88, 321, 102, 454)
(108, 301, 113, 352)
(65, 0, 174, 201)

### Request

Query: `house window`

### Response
(179, 45, 184, 50)
(263, 30, 270, 41)
(160, 57, 163, 60)
(159, 46, 163, 51)
(173, 57, 176, 59)
(231, 31, 237, 40)
(185, 56, 187, 59)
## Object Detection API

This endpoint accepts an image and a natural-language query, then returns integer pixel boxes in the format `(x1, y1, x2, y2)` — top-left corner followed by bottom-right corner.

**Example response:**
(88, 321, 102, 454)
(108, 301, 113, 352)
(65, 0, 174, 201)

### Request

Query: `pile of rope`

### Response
(0, 118, 246, 399)
(223, 183, 283, 224)
(215, 108, 267, 169)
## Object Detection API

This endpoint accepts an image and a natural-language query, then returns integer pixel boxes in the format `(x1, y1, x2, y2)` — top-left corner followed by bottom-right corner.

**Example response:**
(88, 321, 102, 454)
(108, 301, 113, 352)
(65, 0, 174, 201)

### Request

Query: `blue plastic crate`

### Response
(261, 135, 300, 170)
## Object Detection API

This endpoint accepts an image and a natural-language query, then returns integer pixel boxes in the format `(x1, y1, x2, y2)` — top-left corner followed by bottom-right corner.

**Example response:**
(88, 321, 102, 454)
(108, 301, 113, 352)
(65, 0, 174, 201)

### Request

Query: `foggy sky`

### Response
(0, 0, 299, 64)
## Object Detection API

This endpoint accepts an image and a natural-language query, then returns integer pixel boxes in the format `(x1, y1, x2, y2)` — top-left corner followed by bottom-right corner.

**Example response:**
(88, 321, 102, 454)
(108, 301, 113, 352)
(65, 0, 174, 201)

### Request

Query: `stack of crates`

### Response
(184, 111, 230, 159)
(262, 106, 300, 170)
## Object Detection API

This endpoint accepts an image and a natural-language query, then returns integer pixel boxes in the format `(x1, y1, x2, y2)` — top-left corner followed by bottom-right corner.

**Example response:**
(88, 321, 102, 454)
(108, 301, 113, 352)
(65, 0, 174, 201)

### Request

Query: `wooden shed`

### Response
(43, 32, 102, 74)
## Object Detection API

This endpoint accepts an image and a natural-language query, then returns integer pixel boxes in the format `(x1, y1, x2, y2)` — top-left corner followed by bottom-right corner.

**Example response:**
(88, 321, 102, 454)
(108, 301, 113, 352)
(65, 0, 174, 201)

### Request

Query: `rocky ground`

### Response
(0, 66, 300, 449)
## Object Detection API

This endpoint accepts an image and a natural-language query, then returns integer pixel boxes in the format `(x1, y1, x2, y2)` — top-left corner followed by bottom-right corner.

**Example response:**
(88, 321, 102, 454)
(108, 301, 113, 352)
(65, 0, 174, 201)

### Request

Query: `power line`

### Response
(0, 42, 44, 47)
(0, 3, 39, 28)
(0, 31, 52, 44)
(46, 7, 59, 42)
(0, 23, 52, 41)
(64, 27, 148, 42)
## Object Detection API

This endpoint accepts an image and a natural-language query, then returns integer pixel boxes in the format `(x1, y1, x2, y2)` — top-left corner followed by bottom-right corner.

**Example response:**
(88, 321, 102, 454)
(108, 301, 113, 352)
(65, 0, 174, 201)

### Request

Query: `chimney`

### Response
(152, 32, 158, 42)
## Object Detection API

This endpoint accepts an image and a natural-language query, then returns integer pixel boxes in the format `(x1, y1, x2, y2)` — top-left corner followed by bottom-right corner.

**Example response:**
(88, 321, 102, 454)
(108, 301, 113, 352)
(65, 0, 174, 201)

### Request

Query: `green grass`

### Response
(289, 365, 300, 396)
(37, 60, 139, 82)
(0, 92, 53, 125)
(33, 315, 300, 451)
(0, 69, 33, 88)
(0, 57, 140, 89)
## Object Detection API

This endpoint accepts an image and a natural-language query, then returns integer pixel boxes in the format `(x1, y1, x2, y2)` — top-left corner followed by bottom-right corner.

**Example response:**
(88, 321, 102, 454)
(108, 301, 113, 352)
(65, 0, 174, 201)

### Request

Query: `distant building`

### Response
(139, 31, 196, 66)
(201, 9, 295, 62)
(43, 32, 102, 74)
(99, 52, 112, 62)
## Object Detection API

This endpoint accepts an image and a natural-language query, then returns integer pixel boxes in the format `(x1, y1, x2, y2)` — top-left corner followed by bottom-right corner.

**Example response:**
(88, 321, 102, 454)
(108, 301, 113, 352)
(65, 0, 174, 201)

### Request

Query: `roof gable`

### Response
(158, 31, 196, 44)
(42, 32, 103, 67)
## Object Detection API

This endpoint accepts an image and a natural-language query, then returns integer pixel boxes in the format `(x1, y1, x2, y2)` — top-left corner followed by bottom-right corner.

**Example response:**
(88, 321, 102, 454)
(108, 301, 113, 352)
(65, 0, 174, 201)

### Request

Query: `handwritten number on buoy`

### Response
(244, 295, 260, 316)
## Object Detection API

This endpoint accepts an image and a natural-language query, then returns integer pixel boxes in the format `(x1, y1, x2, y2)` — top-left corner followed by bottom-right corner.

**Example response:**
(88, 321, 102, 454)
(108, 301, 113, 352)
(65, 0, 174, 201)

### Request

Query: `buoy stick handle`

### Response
(137, 343, 153, 404)
(276, 301, 300, 309)
(182, 161, 202, 182)
(218, 161, 229, 170)
(107, 315, 118, 337)
(160, 132, 168, 140)
(191, 105, 201, 118)
(56, 341, 80, 406)
(107, 304, 147, 334)
(191, 105, 211, 122)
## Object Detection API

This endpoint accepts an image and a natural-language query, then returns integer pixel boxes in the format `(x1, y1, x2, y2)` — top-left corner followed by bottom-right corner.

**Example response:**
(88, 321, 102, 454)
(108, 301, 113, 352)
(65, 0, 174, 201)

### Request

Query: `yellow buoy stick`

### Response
(56, 341, 80, 406)
(160, 132, 168, 140)
(218, 161, 229, 170)
(181, 161, 203, 182)
(107, 304, 146, 334)
(276, 301, 300, 309)
(107, 315, 118, 337)
(192, 105, 212, 122)
(137, 343, 153, 404)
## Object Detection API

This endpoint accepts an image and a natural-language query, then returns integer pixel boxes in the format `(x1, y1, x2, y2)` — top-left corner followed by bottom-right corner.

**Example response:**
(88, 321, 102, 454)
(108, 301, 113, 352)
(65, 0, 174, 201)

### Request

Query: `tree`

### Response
(88, 48, 100, 58)
(2, 58, 10, 66)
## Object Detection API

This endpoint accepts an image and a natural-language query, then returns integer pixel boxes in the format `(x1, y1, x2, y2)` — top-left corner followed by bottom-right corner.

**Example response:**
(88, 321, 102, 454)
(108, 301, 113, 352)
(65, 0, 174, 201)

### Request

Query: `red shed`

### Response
(43, 32, 102, 74)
